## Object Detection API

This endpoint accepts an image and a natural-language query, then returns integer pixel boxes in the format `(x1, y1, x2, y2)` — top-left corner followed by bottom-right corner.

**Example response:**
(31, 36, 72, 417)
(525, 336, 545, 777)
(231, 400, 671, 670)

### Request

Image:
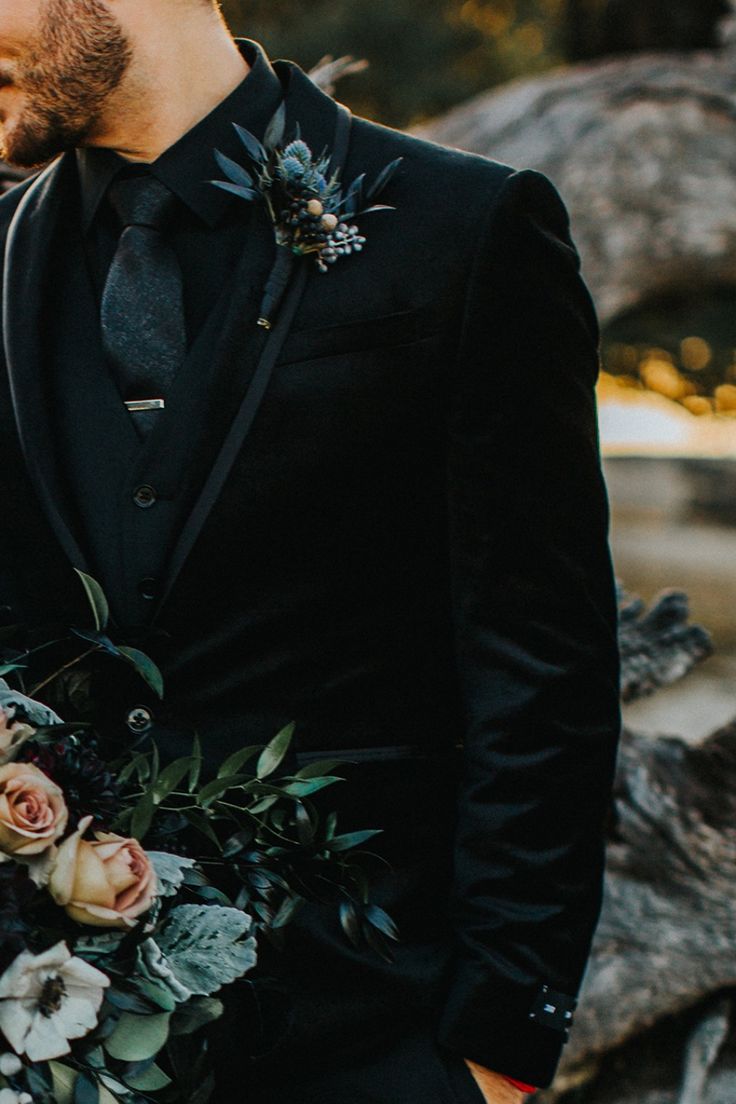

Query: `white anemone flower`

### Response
(0, 1090, 32, 1104)
(0, 942, 109, 1062)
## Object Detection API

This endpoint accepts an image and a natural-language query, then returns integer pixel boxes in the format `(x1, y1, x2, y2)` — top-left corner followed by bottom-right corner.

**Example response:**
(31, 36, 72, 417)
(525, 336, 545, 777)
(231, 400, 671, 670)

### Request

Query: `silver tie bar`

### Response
(124, 399, 166, 413)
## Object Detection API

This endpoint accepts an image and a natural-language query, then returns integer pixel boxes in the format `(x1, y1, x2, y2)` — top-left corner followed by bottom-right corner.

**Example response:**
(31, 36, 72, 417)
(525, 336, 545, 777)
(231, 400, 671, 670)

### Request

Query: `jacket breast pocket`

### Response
(276, 306, 428, 366)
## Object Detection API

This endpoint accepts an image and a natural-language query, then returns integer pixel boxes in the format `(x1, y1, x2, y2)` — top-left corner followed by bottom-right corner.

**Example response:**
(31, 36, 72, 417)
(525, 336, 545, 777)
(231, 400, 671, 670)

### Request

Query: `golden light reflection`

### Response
(680, 336, 712, 372)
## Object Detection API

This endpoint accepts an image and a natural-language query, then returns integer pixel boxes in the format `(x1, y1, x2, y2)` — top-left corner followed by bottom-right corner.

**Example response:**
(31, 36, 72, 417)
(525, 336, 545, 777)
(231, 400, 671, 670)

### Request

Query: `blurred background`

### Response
(215, 2, 736, 1101)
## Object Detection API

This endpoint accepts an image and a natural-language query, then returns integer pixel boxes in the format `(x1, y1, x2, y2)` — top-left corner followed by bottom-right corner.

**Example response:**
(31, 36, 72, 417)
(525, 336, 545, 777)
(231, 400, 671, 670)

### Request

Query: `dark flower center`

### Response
(38, 974, 66, 1017)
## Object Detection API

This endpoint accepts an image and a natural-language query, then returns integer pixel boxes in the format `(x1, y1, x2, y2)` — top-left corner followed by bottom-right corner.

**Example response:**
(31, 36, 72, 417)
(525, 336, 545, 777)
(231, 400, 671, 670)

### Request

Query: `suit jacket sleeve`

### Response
(437, 167, 622, 1088)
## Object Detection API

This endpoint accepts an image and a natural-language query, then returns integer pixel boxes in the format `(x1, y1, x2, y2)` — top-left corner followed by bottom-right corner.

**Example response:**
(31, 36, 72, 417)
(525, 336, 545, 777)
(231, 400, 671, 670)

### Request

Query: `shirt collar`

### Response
(75, 37, 284, 232)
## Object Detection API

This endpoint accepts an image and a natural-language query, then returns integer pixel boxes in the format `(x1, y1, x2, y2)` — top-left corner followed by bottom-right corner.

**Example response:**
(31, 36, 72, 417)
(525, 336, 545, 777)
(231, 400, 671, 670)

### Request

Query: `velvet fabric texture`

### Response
(0, 40, 621, 1090)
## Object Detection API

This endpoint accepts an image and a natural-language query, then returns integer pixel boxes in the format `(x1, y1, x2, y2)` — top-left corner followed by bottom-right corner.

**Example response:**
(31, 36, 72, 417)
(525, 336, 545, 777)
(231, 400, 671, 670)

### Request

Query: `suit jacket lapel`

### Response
(3, 153, 90, 574)
(155, 62, 347, 617)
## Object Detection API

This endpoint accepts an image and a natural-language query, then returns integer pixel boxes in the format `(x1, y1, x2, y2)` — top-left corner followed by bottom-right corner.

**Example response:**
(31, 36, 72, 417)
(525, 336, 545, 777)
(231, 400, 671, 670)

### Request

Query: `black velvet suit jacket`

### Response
(0, 44, 621, 1089)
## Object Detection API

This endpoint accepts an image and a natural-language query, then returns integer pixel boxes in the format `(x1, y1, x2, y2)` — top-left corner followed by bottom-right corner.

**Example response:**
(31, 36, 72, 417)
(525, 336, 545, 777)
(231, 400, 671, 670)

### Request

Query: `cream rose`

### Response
(49, 816, 157, 928)
(0, 708, 35, 764)
(0, 762, 68, 857)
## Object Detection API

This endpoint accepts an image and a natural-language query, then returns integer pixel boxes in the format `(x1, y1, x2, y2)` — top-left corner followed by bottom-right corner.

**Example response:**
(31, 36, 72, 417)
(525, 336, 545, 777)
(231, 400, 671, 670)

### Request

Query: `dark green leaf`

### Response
(130, 792, 155, 842)
(106, 988, 158, 1014)
(182, 809, 221, 848)
(364, 904, 400, 942)
(71, 629, 120, 655)
(366, 156, 403, 202)
(0, 662, 25, 677)
(294, 758, 347, 779)
(116, 752, 150, 786)
(169, 996, 224, 1037)
(263, 102, 286, 151)
(282, 776, 343, 798)
(248, 794, 279, 815)
(193, 884, 232, 906)
(222, 827, 254, 859)
(74, 1072, 99, 1104)
(325, 810, 338, 840)
(217, 745, 261, 779)
(188, 732, 202, 791)
(233, 122, 267, 163)
(75, 569, 109, 631)
(188, 1071, 216, 1104)
(295, 801, 315, 845)
(271, 894, 304, 929)
(326, 829, 382, 853)
(197, 774, 249, 808)
(117, 646, 164, 699)
(362, 920, 395, 964)
(339, 900, 361, 947)
(153, 757, 195, 804)
(256, 721, 295, 780)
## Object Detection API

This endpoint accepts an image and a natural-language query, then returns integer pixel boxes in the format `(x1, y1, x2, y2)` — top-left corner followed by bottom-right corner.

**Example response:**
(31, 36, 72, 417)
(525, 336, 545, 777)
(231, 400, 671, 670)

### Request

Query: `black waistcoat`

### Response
(47, 209, 246, 630)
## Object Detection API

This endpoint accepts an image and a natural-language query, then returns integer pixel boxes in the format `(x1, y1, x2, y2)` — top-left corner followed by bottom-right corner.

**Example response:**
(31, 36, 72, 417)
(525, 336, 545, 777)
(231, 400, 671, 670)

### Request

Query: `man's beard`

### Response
(0, 0, 132, 168)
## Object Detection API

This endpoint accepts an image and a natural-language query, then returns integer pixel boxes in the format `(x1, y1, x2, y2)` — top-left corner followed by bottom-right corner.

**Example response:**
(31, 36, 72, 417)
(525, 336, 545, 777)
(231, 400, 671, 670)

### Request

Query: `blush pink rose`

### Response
(49, 816, 157, 928)
(0, 762, 68, 857)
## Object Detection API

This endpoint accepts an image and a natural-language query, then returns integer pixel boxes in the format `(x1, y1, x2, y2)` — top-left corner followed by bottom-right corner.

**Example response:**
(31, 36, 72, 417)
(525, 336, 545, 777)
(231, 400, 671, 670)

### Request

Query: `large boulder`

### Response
(413, 44, 736, 325)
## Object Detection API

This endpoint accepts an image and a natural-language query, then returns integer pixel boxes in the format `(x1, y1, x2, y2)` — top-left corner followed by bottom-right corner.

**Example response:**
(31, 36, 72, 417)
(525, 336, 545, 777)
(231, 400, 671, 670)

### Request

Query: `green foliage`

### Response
(221, 0, 565, 127)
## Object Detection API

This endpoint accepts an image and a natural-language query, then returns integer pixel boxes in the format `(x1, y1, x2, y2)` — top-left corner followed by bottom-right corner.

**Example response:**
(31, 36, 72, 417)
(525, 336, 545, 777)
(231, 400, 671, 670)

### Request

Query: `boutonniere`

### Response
(211, 103, 402, 329)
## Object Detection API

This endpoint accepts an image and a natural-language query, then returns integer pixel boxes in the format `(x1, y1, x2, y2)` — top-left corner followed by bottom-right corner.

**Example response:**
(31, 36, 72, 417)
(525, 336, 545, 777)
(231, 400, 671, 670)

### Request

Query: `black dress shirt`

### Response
(75, 37, 283, 344)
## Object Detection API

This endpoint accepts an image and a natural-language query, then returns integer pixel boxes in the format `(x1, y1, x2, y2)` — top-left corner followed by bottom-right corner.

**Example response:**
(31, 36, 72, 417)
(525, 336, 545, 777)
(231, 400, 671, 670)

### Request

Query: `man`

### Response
(0, 0, 621, 1101)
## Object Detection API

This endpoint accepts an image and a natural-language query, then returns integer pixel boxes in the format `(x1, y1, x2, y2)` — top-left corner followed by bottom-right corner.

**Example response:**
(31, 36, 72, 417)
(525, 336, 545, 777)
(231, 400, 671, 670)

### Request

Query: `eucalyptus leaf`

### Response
(156, 904, 257, 995)
(366, 156, 404, 202)
(117, 646, 164, 699)
(50, 1061, 77, 1104)
(364, 904, 400, 942)
(263, 102, 286, 151)
(233, 122, 267, 163)
(213, 149, 255, 188)
(210, 180, 259, 202)
(169, 996, 224, 1037)
(339, 900, 361, 947)
(149, 851, 197, 897)
(104, 1011, 171, 1063)
(74, 569, 109, 631)
(123, 1063, 171, 1092)
(256, 722, 295, 780)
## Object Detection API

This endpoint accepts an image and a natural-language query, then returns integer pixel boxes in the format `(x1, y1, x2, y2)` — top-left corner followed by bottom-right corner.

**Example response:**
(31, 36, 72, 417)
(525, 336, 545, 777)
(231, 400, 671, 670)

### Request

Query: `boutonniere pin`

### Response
(211, 103, 402, 329)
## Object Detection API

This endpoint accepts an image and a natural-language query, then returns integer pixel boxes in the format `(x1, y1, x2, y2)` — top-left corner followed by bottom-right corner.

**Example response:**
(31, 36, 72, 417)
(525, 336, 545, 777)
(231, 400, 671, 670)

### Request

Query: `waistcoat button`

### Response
(133, 485, 157, 509)
(138, 577, 159, 600)
(126, 706, 153, 734)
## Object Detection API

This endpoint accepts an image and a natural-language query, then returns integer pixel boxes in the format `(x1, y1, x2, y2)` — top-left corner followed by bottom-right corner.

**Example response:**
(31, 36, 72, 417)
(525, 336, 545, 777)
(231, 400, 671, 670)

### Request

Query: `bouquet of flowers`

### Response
(0, 573, 396, 1104)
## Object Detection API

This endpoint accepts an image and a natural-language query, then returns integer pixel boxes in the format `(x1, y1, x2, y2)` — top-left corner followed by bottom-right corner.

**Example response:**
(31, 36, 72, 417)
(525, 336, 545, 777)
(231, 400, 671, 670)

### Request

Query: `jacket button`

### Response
(138, 576, 159, 600)
(133, 485, 157, 509)
(126, 706, 153, 734)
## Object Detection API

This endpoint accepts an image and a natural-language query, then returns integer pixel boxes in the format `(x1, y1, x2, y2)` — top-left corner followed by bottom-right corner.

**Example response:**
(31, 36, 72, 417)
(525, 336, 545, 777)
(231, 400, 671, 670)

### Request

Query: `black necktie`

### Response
(101, 171, 186, 439)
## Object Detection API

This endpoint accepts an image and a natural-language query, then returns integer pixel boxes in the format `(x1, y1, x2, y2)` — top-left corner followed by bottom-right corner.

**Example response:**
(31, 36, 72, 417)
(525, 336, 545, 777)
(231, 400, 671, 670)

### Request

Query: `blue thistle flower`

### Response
(279, 155, 307, 181)
(282, 139, 313, 163)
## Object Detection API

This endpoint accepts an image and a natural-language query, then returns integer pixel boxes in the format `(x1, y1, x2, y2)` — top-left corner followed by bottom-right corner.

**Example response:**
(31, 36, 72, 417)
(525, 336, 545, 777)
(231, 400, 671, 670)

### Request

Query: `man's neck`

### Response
(83, 18, 249, 163)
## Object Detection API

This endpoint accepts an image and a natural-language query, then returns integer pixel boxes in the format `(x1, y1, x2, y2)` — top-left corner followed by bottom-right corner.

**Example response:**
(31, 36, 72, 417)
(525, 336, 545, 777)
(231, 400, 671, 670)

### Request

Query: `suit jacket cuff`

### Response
(437, 965, 573, 1088)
